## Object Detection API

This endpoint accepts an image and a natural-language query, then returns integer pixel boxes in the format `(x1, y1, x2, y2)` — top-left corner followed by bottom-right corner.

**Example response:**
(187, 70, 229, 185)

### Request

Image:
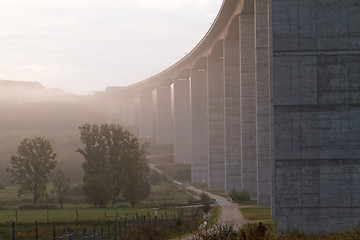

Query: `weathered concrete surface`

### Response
(191, 68, 209, 183)
(240, 9, 257, 199)
(173, 79, 191, 163)
(207, 54, 225, 190)
(255, 0, 271, 206)
(152, 86, 172, 144)
(272, 0, 360, 234)
(224, 38, 242, 193)
(139, 91, 153, 140)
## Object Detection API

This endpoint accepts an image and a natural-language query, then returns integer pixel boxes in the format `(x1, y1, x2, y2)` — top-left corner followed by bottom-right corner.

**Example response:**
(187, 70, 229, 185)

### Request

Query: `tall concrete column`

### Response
(224, 39, 241, 193)
(139, 91, 153, 140)
(207, 55, 225, 190)
(191, 68, 208, 183)
(152, 86, 172, 145)
(121, 97, 138, 135)
(173, 79, 191, 163)
(240, 10, 257, 198)
(255, 0, 271, 206)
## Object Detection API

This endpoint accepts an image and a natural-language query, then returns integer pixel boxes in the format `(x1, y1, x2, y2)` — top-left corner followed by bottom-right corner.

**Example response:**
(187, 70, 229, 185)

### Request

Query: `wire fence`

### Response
(7, 208, 203, 240)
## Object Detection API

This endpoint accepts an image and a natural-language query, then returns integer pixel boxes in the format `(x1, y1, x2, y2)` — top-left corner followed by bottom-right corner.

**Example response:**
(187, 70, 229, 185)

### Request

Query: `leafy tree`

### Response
(122, 142, 150, 207)
(52, 168, 70, 209)
(7, 137, 57, 204)
(77, 124, 150, 207)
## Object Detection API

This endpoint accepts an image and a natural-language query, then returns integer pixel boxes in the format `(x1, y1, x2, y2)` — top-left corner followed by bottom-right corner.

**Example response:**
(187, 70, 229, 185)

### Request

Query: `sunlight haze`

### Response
(0, 0, 222, 95)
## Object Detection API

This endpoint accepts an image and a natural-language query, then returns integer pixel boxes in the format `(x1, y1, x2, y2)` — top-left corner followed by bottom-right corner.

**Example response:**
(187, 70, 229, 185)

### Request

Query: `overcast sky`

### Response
(0, 0, 222, 95)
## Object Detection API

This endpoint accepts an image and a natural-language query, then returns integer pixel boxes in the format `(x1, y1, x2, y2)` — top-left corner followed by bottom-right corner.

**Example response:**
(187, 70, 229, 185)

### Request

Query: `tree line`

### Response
(6, 124, 150, 208)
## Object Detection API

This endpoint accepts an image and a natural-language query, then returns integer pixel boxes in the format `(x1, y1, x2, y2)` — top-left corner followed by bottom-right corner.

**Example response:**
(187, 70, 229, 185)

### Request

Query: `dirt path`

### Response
(149, 164, 248, 238)
(181, 184, 248, 229)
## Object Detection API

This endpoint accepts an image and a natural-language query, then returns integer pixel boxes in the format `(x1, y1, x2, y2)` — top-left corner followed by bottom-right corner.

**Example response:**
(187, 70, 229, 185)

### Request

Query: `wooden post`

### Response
(12, 222, 15, 240)
(35, 221, 39, 240)
(47, 210, 49, 223)
(107, 224, 110, 240)
(53, 225, 56, 239)
(76, 209, 79, 221)
(15, 210, 18, 223)
(118, 221, 121, 238)
(114, 222, 117, 240)
(93, 225, 96, 240)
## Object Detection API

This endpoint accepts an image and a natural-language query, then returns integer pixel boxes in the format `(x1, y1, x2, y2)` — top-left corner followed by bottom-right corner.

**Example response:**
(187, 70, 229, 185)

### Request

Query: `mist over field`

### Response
(0, 80, 109, 183)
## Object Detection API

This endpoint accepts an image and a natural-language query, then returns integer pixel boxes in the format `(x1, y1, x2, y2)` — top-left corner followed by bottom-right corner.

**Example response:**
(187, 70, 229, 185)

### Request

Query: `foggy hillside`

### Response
(0, 80, 112, 184)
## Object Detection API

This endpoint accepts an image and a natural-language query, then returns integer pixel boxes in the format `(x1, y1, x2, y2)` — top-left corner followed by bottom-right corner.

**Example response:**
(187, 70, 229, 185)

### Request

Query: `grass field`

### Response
(239, 206, 272, 222)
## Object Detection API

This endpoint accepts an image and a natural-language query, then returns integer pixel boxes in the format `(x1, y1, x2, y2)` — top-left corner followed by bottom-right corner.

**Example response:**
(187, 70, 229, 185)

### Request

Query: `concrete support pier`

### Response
(173, 79, 191, 163)
(152, 86, 172, 144)
(191, 67, 209, 183)
(272, 0, 360, 234)
(224, 38, 241, 193)
(240, 10, 257, 198)
(207, 53, 225, 190)
(121, 97, 138, 135)
(139, 91, 153, 140)
(255, 0, 271, 206)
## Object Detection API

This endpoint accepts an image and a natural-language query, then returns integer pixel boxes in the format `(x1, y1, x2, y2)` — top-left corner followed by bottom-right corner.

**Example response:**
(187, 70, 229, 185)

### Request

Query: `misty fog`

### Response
(0, 80, 111, 184)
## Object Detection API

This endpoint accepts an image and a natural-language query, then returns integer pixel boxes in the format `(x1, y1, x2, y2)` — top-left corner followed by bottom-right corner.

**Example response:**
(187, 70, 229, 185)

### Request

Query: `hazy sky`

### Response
(0, 0, 222, 95)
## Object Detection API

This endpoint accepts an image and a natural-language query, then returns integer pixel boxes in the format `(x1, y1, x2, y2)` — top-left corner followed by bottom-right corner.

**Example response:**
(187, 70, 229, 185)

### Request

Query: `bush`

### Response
(229, 189, 250, 202)
(200, 192, 212, 213)
(149, 170, 162, 185)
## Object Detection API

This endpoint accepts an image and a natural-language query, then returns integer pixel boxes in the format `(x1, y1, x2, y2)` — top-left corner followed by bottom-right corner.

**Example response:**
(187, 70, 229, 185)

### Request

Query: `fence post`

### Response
(76, 209, 79, 221)
(53, 225, 56, 239)
(15, 210, 18, 223)
(35, 221, 39, 240)
(114, 221, 117, 240)
(119, 221, 122, 238)
(12, 222, 15, 240)
(93, 225, 96, 240)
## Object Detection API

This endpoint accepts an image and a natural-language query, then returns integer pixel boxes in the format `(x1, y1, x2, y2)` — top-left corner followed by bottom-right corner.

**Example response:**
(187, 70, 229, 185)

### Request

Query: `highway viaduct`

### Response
(103, 0, 360, 235)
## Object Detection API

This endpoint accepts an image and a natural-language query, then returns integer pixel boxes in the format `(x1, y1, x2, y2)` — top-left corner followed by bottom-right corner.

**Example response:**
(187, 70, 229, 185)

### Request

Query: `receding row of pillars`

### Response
(116, 0, 271, 206)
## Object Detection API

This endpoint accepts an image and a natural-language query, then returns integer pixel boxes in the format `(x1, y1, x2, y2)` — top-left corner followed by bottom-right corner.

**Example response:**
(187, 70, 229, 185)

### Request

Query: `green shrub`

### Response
(200, 192, 211, 213)
(229, 189, 250, 202)
(149, 170, 162, 185)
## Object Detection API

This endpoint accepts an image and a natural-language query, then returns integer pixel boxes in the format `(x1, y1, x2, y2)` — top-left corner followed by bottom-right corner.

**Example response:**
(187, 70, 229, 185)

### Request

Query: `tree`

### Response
(77, 124, 150, 207)
(52, 168, 70, 209)
(7, 137, 57, 204)
(122, 142, 150, 207)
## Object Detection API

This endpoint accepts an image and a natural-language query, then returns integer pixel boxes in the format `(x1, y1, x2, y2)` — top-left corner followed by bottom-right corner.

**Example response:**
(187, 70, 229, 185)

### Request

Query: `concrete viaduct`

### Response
(104, 0, 360, 235)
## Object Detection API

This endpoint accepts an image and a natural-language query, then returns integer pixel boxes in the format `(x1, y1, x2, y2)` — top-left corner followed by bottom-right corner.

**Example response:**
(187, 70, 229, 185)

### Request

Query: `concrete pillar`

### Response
(121, 98, 134, 125)
(139, 91, 153, 140)
(207, 55, 225, 190)
(121, 97, 137, 134)
(191, 68, 208, 183)
(255, 0, 271, 206)
(240, 10, 257, 198)
(106, 94, 121, 124)
(173, 79, 191, 163)
(224, 39, 241, 193)
(152, 86, 172, 144)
